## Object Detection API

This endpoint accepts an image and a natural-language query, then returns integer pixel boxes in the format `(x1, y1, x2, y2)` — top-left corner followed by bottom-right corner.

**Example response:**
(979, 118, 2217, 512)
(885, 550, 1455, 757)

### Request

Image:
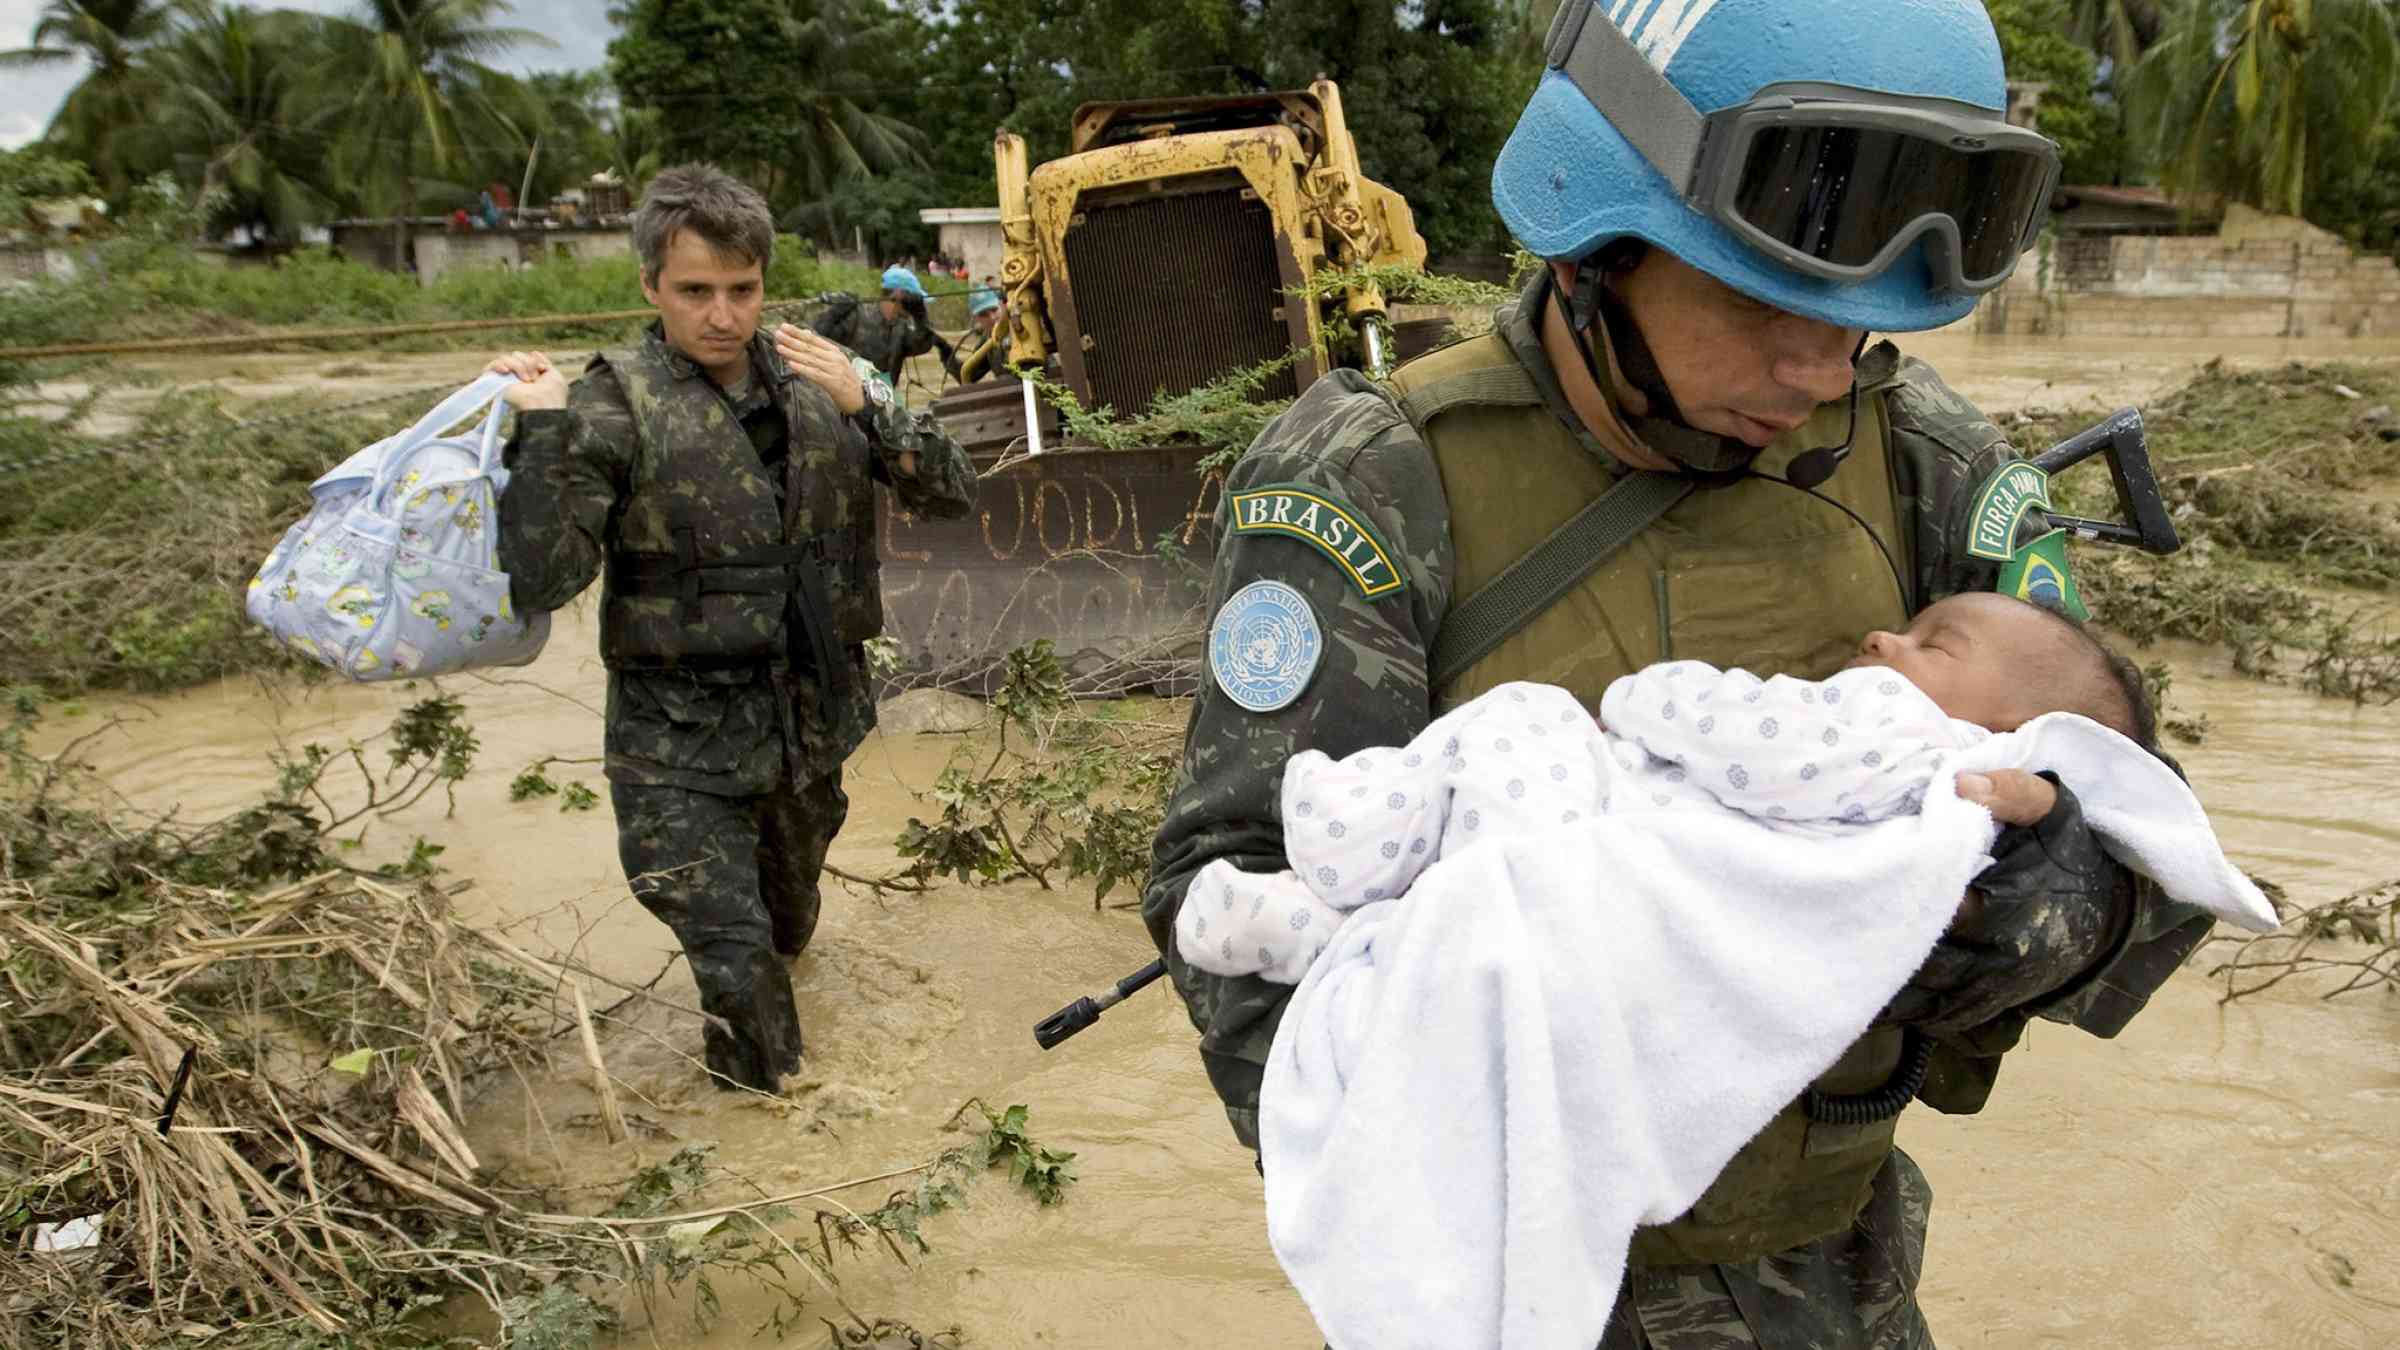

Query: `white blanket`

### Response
(1253, 678, 2275, 1350)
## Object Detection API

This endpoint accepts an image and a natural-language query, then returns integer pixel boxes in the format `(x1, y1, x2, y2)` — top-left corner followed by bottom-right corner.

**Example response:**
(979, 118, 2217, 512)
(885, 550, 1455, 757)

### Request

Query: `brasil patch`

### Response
(1966, 461, 2053, 562)
(1998, 528, 2087, 621)
(1227, 483, 1405, 599)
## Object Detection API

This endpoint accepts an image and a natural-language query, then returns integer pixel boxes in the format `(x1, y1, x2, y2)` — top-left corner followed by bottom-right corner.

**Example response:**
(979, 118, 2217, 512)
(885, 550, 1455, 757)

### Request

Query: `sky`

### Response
(0, 0, 613, 149)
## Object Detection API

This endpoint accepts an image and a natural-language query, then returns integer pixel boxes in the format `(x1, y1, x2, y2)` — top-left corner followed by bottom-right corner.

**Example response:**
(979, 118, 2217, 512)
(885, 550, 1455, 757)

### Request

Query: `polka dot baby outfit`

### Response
(1175, 668, 1980, 983)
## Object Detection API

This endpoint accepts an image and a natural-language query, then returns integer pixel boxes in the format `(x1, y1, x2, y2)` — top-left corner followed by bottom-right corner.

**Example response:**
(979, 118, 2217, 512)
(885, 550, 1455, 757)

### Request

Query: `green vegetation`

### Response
(12, 2, 2400, 260)
(893, 639, 1177, 906)
(0, 693, 1080, 1350)
(0, 233, 882, 353)
(2123, 0, 2400, 220)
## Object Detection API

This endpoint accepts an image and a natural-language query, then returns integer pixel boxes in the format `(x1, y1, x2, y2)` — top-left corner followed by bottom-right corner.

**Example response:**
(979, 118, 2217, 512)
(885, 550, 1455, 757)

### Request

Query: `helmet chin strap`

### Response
(1561, 259, 1865, 485)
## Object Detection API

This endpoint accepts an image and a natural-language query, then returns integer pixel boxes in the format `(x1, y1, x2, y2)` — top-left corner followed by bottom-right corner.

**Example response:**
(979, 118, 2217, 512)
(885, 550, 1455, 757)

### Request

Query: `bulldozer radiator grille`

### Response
(1063, 185, 1300, 415)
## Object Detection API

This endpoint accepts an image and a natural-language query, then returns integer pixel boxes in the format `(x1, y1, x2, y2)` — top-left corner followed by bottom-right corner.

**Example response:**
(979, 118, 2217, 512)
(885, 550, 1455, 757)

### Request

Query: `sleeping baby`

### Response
(1177, 591, 2272, 984)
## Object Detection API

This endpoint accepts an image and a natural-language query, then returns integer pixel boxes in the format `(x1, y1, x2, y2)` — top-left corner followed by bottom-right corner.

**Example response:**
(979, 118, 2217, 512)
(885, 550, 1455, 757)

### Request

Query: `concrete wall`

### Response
(1977, 208, 2400, 339)
(932, 219, 1004, 289)
(408, 226, 631, 288)
(0, 244, 67, 283)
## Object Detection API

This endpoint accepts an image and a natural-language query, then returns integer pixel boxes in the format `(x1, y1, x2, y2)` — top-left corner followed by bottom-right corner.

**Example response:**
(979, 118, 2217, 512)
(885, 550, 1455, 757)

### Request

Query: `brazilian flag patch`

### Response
(1227, 482, 1406, 599)
(1999, 528, 2087, 620)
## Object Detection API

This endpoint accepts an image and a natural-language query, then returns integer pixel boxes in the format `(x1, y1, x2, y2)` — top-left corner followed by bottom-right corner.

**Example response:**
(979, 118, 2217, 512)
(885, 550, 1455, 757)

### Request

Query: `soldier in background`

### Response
(813, 264, 951, 387)
(1141, 2, 2212, 1345)
(485, 165, 976, 1090)
(953, 284, 1015, 384)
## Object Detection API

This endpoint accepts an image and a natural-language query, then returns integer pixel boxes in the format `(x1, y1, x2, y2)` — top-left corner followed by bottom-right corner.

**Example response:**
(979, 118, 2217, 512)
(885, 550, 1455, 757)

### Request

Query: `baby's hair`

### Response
(2024, 602, 2157, 749)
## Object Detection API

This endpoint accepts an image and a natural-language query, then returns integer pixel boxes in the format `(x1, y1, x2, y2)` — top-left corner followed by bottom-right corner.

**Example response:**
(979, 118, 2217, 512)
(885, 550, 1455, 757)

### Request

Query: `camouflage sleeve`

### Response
(1883, 352, 2011, 609)
(497, 371, 636, 613)
(1882, 357, 2212, 1065)
(809, 298, 856, 343)
(1139, 371, 1454, 1146)
(858, 371, 976, 521)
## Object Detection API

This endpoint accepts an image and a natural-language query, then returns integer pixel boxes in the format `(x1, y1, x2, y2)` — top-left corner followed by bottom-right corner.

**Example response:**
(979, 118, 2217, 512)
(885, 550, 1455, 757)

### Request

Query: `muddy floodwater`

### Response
(28, 336, 2400, 1347)
(37, 604, 2400, 1349)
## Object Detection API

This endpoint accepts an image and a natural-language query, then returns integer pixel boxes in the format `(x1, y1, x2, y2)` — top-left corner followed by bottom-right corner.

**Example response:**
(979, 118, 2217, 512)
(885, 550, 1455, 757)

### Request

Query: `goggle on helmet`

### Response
(1545, 0, 2060, 297)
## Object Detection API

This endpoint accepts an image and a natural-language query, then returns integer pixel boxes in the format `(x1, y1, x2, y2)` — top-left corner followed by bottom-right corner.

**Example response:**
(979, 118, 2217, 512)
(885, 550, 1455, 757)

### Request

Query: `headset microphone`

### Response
(1782, 441, 1849, 491)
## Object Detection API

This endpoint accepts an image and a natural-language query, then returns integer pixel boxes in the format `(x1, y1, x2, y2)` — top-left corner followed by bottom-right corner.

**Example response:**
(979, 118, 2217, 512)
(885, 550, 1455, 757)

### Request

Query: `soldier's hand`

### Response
(487, 350, 567, 411)
(1956, 769, 2057, 827)
(774, 323, 865, 416)
(1947, 769, 2061, 935)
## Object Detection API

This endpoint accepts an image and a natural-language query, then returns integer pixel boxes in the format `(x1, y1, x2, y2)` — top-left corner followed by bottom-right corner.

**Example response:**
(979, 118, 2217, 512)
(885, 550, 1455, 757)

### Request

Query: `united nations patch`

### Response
(1227, 483, 1405, 598)
(1208, 579, 1323, 713)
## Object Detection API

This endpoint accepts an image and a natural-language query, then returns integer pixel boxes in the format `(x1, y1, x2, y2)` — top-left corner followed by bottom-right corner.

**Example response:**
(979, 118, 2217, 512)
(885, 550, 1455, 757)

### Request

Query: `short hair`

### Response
(2026, 603, 2157, 749)
(631, 164, 774, 285)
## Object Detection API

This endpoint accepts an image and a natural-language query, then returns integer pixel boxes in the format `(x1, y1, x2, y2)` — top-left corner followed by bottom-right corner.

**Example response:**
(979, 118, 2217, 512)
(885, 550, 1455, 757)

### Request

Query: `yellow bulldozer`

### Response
(892, 79, 1434, 691)
(972, 78, 1429, 419)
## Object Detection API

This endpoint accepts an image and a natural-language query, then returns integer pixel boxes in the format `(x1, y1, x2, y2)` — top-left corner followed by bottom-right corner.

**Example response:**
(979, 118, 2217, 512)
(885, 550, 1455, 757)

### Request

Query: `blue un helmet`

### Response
(880, 264, 927, 299)
(968, 285, 1001, 319)
(1493, 0, 2061, 333)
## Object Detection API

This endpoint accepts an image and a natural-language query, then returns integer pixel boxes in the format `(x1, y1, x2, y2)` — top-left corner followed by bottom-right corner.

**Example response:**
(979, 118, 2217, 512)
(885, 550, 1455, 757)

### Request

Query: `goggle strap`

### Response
(1549, 3, 1706, 195)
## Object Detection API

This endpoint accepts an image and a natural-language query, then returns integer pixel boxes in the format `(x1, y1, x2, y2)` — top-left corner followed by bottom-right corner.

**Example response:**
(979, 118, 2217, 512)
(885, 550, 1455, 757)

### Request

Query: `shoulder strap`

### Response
(1395, 362, 1543, 424)
(1385, 329, 1694, 691)
(1427, 470, 1693, 693)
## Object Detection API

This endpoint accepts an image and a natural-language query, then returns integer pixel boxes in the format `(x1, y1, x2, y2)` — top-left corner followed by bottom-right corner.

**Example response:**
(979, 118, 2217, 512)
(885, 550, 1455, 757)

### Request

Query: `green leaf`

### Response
(328, 1047, 374, 1076)
(666, 1215, 726, 1258)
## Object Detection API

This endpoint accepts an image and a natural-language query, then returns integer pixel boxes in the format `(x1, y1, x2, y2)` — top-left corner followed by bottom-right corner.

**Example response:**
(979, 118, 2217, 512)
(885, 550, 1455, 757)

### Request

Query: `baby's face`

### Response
(1844, 593, 2061, 730)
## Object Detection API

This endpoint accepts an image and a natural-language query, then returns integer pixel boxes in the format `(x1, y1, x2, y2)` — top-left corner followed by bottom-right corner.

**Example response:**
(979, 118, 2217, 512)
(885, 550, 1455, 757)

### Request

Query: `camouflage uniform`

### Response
(500, 321, 975, 1088)
(1141, 275, 2210, 1347)
(812, 294, 937, 384)
(956, 323, 1017, 384)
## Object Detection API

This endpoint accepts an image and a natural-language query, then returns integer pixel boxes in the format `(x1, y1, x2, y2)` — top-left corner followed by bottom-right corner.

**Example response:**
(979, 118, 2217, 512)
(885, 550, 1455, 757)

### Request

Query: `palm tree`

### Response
(0, 0, 192, 196)
(773, 0, 926, 203)
(2069, 0, 2171, 71)
(319, 0, 552, 218)
(148, 5, 342, 241)
(2127, 0, 2400, 215)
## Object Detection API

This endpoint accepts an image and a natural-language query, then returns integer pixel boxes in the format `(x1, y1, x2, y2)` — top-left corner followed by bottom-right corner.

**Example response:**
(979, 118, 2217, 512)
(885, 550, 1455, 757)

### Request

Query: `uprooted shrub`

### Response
(0, 694, 1077, 1349)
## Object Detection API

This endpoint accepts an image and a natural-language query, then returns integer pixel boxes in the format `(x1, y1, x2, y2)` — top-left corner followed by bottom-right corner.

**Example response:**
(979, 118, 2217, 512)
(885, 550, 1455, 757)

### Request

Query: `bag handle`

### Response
(370, 371, 519, 497)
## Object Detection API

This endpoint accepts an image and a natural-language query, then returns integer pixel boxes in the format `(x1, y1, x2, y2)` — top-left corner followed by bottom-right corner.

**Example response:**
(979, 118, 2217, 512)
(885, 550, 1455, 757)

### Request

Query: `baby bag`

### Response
(246, 372, 550, 680)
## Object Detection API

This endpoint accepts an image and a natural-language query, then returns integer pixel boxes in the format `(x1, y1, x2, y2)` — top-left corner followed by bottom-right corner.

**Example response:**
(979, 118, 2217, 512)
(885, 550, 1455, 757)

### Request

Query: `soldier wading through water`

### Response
(1143, 1, 2217, 1345)
(485, 165, 976, 1090)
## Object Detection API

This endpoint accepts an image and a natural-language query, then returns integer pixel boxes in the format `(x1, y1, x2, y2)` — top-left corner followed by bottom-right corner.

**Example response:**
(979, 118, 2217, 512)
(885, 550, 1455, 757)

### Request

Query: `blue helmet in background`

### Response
(880, 264, 927, 299)
(1494, 0, 2052, 333)
(968, 285, 1002, 318)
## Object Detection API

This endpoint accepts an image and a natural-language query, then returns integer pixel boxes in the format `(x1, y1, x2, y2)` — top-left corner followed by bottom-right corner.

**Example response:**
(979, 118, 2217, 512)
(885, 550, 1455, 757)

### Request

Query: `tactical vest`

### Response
(1388, 332, 1922, 1266)
(595, 335, 883, 674)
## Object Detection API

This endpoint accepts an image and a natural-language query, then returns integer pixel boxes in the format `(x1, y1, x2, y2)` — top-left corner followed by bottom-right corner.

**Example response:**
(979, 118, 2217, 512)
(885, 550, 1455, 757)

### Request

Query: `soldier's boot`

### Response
(692, 943, 805, 1091)
(767, 880, 823, 958)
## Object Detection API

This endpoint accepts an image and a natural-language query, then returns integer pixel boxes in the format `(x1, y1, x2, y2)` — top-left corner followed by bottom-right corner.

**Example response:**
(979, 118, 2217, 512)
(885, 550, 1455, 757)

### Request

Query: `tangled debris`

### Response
(0, 695, 1077, 1349)
(2206, 877, 2399, 1002)
(2010, 360, 2400, 705)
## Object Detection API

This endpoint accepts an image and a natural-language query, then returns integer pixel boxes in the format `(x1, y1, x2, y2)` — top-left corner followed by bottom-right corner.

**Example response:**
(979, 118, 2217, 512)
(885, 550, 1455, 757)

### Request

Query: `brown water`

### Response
(34, 611, 2400, 1349)
(28, 336, 2400, 1346)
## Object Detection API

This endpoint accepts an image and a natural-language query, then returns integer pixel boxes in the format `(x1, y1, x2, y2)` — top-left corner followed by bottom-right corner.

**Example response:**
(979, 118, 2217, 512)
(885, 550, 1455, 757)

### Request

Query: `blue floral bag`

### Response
(246, 373, 550, 680)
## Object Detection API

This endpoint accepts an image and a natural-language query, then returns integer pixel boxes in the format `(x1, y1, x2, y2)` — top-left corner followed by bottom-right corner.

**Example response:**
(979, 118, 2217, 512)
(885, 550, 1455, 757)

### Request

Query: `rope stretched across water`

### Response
(0, 280, 998, 362)
(0, 296, 974, 480)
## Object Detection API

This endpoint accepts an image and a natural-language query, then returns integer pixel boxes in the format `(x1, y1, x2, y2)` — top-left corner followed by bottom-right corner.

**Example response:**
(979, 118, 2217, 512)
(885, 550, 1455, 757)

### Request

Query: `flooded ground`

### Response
(29, 329, 2400, 441)
(34, 605, 2400, 1349)
(18, 329, 2400, 1346)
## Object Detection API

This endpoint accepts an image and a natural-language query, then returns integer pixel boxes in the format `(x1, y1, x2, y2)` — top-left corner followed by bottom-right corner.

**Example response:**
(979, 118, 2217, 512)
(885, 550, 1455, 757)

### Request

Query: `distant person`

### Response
(480, 164, 978, 1091)
(812, 264, 952, 387)
(954, 284, 1015, 384)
